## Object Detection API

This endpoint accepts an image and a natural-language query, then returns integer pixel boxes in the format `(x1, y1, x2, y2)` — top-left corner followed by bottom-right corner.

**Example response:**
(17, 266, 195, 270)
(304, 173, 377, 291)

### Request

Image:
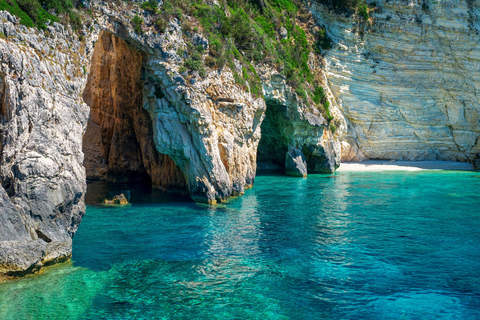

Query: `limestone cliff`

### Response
(2, 0, 478, 279)
(0, 0, 339, 277)
(0, 12, 89, 277)
(307, 0, 480, 162)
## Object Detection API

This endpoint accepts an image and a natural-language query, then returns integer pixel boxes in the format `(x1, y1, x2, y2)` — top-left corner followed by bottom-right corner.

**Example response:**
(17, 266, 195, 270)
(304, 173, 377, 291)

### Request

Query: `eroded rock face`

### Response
(0, 12, 90, 277)
(260, 70, 341, 173)
(285, 148, 308, 177)
(308, 0, 480, 162)
(142, 60, 265, 203)
(82, 31, 186, 192)
(0, 0, 341, 277)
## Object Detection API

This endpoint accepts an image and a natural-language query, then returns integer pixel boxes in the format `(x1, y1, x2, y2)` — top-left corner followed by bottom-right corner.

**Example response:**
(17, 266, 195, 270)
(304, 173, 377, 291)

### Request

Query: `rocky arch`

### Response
(82, 31, 187, 193)
(257, 99, 340, 176)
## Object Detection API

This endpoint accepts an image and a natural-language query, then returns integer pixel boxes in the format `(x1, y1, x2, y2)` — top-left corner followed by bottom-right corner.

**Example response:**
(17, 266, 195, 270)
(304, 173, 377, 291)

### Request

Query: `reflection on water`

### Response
(1, 171, 480, 319)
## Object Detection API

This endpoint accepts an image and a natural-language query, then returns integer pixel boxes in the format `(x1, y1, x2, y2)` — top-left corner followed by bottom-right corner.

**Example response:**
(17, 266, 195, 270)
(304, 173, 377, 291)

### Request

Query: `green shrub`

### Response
(316, 0, 364, 13)
(132, 15, 143, 34)
(255, 16, 275, 38)
(358, 4, 369, 20)
(141, 0, 158, 13)
(16, 0, 41, 22)
(156, 19, 167, 33)
(205, 55, 216, 68)
(314, 27, 332, 53)
(312, 86, 325, 104)
(323, 101, 334, 121)
(295, 86, 307, 100)
(0, 0, 82, 31)
(0, 0, 34, 28)
(184, 55, 203, 70)
(154, 0, 325, 98)
(324, 100, 330, 112)
(69, 10, 82, 31)
(0, 0, 59, 29)
(330, 123, 336, 133)
(183, 43, 207, 77)
(40, 0, 73, 13)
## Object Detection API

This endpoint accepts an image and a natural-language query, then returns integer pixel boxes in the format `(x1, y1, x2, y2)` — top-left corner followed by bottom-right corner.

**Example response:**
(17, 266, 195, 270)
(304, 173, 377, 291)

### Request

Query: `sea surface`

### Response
(1, 171, 480, 319)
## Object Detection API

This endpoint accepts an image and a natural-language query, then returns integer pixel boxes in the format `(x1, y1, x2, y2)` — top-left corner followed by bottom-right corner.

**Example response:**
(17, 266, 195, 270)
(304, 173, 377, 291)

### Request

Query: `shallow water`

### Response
(1, 171, 480, 319)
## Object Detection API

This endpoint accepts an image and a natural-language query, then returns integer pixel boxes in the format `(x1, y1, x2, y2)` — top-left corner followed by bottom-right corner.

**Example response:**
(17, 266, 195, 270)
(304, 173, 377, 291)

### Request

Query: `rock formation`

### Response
(1, 0, 478, 279)
(285, 148, 308, 177)
(307, 0, 480, 162)
(261, 69, 341, 174)
(0, 12, 89, 277)
(82, 31, 186, 193)
(0, 1, 340, 277)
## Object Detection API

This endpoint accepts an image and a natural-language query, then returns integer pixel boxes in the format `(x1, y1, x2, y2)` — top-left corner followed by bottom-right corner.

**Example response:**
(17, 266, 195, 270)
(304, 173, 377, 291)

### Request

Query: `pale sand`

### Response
(337, 160, 475, 172)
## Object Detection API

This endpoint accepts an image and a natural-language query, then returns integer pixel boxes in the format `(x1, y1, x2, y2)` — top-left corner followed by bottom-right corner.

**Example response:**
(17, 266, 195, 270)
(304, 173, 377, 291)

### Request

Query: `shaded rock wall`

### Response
(82, 31, 186, 192)
(308, 0, 480, 162)
(257, 103, 290, 167)
(260, 70, 341, 173)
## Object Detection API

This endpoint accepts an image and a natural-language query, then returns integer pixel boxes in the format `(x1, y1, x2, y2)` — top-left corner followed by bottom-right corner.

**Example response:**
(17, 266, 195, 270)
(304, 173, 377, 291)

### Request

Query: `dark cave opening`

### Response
(256, 102, 290, 171)
(82, 31, 187, 194)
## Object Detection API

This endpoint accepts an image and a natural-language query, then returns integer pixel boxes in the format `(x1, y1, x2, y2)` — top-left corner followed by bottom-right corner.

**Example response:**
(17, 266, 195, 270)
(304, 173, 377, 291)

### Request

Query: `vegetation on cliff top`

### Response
(0, 0, 82, 30)
(139, 0, 332, 118)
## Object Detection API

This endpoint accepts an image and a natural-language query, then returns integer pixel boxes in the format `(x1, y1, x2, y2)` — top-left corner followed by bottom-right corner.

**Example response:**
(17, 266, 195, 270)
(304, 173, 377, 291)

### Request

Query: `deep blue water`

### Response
(1, 171, 480, 319)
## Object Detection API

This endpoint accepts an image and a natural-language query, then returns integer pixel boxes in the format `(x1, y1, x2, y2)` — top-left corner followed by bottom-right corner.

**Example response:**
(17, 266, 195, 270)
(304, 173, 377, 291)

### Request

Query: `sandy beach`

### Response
(337, 160, 475, 172)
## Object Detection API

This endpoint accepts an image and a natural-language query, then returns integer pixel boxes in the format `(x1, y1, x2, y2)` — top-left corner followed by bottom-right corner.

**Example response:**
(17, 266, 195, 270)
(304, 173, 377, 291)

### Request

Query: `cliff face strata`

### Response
(308, 0, 480, 162)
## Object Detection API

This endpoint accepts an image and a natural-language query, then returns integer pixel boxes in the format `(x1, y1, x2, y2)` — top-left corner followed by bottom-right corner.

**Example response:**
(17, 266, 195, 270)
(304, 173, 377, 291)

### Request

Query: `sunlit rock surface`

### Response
(0, 12, 89, 277)
(308, 0, 480, 162)
(0, 1, 340, 276)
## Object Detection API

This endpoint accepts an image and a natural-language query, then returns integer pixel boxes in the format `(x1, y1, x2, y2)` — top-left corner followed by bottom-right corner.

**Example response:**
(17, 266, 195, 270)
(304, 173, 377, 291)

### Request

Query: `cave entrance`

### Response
(256, 102, 290, 172)
(82, 31, 186, 193)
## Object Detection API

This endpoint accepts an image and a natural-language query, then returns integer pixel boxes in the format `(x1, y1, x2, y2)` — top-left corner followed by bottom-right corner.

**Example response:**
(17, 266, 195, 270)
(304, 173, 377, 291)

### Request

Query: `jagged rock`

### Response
(260, 69, 340, 173)
(192, 33, 209, 50)
(104, 193, 129, 205)
(279, 27, 288, 40)
(0, 11, 90, 278)
(285, 149, 308, 177)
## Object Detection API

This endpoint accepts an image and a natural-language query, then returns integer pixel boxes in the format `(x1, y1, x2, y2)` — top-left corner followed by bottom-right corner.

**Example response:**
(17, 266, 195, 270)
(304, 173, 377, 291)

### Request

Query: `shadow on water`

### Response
(85, 180, 192, 206)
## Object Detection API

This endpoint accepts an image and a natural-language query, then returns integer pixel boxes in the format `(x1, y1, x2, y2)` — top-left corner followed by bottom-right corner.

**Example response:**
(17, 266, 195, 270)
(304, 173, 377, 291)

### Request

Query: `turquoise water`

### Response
(1, 171, 480, 319)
